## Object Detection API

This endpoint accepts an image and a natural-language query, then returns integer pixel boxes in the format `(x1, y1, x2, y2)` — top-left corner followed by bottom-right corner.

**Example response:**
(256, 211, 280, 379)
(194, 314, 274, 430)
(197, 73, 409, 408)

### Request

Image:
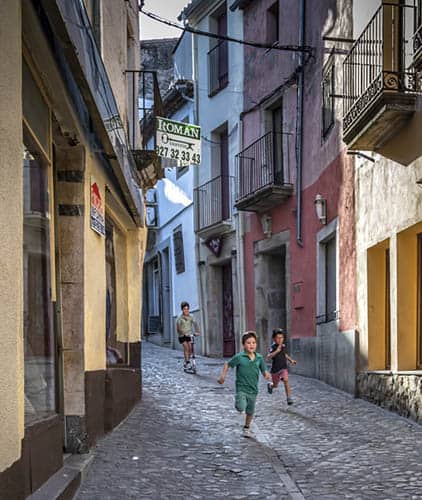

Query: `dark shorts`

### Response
(178, 335, 192, 344)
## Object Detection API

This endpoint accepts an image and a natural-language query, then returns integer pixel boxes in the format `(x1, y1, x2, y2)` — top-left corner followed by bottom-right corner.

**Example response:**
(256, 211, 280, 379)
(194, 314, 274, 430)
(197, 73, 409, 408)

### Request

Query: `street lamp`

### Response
(314, 194, 327, 225)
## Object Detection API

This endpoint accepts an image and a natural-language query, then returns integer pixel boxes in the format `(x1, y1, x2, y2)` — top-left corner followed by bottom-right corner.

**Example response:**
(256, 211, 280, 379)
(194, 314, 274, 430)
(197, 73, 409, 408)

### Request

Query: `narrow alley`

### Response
(76, 343, 422, 500)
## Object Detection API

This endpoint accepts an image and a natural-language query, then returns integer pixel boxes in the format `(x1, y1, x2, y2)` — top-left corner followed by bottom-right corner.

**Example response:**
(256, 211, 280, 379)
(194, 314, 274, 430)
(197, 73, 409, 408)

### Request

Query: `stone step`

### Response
(28, 453, 93, 500)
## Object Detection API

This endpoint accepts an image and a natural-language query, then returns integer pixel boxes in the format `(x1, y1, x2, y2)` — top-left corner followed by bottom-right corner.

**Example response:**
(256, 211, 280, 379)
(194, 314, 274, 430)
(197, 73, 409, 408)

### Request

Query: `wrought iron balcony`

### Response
(343, 2, 422, 151)
(208, 41, 229, 97)
(194, 175, 234, 237)
(235, 132, 293, 213)
(127, 70, 164, 190)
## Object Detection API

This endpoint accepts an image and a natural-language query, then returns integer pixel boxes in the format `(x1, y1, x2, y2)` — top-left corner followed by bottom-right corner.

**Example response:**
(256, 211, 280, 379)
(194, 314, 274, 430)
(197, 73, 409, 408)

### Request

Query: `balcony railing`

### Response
(343, 2, 422, 148)
(413, 1, 422, 65)
(208, 41, 229, 97)
(127, 70, 164, 189)
(194, 175, 234, 233)
(235, 132, 293, 212)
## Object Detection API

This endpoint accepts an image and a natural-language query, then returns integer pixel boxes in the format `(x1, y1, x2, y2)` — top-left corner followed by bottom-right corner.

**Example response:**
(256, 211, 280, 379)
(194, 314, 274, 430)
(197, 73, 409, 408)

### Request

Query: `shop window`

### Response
(105, 217, 128, 365)
(267, 2, 279, 45)
(22, 60, 49, 155)
(23, 58, 57, 424)
(23, 145, 56, 423)
(322, 54, 335, 139)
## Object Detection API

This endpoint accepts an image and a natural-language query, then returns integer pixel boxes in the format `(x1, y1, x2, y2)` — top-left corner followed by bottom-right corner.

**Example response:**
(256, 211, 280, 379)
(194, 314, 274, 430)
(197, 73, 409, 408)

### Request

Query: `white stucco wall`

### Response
(146, 100, 199, 316)
(195, 7, 244, 188)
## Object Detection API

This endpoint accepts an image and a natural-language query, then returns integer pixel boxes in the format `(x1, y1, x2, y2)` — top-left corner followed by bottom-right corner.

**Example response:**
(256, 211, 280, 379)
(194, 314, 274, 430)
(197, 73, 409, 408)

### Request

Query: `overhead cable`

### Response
(139, 8, 314, 55)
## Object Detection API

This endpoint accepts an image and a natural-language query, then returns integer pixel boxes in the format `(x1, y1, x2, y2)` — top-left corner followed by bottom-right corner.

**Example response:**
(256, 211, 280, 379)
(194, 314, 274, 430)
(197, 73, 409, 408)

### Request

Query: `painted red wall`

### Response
(244, 150, 356, 338)
(241, 0, 356, 339)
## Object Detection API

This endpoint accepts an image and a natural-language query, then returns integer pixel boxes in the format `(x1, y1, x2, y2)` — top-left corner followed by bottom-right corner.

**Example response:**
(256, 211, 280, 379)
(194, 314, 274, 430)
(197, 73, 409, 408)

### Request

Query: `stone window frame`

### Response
(173, 225, 185, 274)
(316, 217, 339, 325)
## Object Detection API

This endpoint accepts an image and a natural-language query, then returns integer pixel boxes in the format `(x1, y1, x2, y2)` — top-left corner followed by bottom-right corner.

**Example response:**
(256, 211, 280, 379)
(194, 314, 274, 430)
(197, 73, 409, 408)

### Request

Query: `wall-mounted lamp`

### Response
(260, 214, 272, 238)
(314, 194, 327, 225)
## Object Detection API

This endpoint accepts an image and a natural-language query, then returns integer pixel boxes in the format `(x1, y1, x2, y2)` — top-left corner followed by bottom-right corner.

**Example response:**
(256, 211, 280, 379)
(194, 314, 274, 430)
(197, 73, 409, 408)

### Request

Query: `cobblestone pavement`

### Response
(77, 342, 422, 500)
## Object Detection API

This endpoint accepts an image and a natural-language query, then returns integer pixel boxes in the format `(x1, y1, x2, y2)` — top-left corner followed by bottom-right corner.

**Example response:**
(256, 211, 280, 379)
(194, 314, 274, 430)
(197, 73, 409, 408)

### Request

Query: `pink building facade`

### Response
(234, 0, 357, 393)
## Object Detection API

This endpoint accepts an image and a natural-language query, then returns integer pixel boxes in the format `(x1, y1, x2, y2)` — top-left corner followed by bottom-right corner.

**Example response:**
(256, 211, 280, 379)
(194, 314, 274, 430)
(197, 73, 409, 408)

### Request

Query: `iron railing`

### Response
(235, 131, 291, 202)
(194, 175, 234, 232)
(126, 69, 164, 150)
(208, 41, 229, 96)
(413, 0, 422, 61)
(343, 2, 421, 132)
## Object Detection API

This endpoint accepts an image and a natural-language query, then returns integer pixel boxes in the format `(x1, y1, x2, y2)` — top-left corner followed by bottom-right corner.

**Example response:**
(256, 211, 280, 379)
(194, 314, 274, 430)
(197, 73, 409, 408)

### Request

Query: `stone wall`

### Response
(357, 372, 422, 424)
(289, 326, 358, 395)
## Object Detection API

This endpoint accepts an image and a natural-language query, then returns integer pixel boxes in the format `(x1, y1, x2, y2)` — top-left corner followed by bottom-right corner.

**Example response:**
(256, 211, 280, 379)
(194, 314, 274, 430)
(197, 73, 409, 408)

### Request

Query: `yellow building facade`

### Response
(346, 0, 422, 423)
(0, 0, 154, 496)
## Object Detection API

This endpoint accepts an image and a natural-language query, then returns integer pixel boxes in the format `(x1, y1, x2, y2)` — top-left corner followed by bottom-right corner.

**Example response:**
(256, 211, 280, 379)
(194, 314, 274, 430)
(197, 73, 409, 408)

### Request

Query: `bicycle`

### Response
(183, 334, 197, 374)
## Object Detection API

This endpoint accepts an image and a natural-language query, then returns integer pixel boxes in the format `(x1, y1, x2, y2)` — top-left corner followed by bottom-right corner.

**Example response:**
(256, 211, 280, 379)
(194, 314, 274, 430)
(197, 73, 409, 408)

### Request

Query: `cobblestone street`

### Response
(77, 342, 422, 500)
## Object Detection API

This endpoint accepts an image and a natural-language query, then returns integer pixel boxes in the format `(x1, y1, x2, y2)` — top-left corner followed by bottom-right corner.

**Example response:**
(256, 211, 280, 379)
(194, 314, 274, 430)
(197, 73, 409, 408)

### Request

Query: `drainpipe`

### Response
(237, 116, 246, 335)
(191, 30, 208, 355)
(295, 0, 306, 247)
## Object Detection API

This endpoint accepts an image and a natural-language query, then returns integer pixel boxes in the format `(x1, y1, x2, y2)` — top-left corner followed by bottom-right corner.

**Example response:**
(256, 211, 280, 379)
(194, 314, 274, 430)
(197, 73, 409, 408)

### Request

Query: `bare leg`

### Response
(183, 342, 191, 363)
(245, 414, 253, 428)
(283, 379, 291, 398)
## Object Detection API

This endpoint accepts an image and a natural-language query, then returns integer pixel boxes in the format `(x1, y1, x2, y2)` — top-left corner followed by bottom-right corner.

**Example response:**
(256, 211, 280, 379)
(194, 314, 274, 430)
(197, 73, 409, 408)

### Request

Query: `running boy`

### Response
(218, 331, 271, 437)
(176, 301, 199, 371)
(267, 328, 297, 405)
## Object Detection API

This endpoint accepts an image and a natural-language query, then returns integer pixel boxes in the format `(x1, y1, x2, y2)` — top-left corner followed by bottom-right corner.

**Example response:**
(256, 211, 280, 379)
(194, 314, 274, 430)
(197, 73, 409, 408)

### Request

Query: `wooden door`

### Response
(222, 262, 235, 357)
(220, 129, 230, 220)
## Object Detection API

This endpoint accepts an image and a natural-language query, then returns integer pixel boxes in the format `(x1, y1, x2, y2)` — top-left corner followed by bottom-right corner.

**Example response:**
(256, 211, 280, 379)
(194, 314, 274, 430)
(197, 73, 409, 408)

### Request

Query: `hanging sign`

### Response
(156, 116, 201, 166)
(90, 178, 105, 237)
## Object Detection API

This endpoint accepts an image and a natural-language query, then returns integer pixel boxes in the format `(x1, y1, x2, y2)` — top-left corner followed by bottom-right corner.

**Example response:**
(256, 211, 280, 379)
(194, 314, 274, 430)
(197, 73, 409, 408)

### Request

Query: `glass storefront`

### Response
(105, 216, 128, 365)
(23, 58, 57, 424)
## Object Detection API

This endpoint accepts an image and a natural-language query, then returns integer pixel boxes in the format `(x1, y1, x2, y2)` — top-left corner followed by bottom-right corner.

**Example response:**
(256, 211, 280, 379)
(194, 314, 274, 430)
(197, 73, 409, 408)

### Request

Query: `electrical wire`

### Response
(140, 7, 314, 55)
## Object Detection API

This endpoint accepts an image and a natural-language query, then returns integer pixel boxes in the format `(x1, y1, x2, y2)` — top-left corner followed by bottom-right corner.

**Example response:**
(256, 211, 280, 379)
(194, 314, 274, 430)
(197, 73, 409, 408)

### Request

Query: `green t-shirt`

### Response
(228, 351, 267, 395)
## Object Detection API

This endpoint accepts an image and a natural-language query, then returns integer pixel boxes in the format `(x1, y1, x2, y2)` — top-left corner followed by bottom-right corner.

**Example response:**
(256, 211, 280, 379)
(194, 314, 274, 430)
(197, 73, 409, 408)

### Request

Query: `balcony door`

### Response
(217, 11, 228, 89)
(222, 262, 235, 357)
(272, 105, 283, 184)
(220, 128, 230, 220)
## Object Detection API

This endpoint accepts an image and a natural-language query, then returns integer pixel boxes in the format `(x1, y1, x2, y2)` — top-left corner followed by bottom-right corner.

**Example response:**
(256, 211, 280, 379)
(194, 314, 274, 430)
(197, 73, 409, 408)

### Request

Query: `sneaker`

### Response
(243, 426, 252, 438)
(287, 397, 294, 405)
(267, 383, 273, 394)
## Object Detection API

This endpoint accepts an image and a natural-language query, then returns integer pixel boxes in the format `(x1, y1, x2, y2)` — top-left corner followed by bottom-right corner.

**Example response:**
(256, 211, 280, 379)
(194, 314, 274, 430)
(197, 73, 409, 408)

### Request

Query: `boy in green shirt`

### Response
(218, 331, 271, 437)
